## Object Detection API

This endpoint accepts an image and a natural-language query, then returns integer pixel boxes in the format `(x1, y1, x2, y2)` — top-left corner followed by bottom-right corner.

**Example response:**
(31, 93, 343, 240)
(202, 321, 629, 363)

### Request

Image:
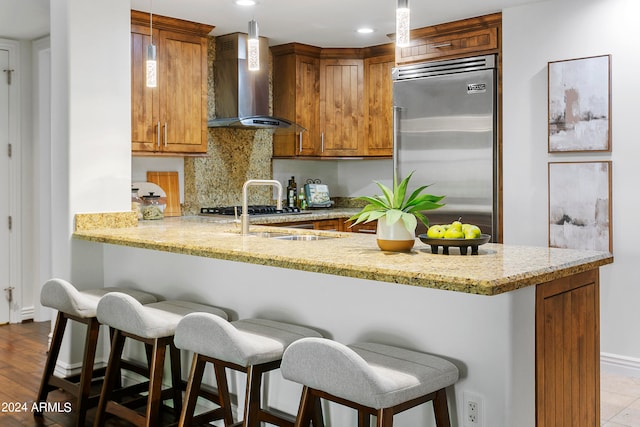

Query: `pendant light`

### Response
(247, 19, 259, 71)
(396, 0, 410, 48)
(146, 1, 157, 87)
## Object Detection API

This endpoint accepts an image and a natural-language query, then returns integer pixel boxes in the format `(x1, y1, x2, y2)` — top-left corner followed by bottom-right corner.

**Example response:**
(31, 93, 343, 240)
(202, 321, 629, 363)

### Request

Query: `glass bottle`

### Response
(131, 187, 142, 220)
(287, 176, 297, 208)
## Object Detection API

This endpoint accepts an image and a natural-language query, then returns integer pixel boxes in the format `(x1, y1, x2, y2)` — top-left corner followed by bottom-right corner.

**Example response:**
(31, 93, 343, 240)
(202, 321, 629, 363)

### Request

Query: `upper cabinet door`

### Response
(130, 11, 212, 156)
(272, 45, 321, 158)
(158, 31, 208, 154)
(364, 55, 394, 157)
(319, 58, 364, 157)
(131, 26, 159, 152)
(295, 55, 321, 156)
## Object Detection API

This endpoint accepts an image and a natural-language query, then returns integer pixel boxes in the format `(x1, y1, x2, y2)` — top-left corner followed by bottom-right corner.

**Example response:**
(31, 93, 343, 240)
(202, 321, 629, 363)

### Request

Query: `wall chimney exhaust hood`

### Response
(208, 33, 304, 133)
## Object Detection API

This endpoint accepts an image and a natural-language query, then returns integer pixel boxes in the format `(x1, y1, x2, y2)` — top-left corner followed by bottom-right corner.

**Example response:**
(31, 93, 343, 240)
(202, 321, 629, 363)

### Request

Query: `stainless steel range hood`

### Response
(208, 33, 304, 133)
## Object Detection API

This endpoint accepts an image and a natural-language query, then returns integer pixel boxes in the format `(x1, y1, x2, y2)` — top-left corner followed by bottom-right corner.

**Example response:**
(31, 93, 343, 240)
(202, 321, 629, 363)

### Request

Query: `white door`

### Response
(0, 48, 10, 324)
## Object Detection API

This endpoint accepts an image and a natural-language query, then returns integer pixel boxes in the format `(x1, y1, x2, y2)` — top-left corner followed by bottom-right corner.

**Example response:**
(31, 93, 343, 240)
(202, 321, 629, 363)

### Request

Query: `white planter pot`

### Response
(376, 218, 415, 252)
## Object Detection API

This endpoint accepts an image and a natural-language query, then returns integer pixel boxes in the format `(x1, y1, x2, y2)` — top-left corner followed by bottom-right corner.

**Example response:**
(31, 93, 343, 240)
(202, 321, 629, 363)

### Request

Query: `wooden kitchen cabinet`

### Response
(271, 218, 345, 231)
(131, 11, 212, 155)
(318, 58, 365, 157)
(272, 44, 321, 157)
(536, 269, 600, 427)
(363, 51, 394, 157)
(273, 45, 390, 158)
(344, 219, 378, 234)
(396, 13, 501, 65)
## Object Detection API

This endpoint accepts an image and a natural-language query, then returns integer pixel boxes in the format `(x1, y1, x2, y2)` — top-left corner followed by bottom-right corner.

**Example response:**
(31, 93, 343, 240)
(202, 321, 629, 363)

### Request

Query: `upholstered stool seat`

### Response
(174, 312, 324, 427)
(36, 278, 158, 427)
(281, 338, 459, 427)
(94, 292, 229, 427)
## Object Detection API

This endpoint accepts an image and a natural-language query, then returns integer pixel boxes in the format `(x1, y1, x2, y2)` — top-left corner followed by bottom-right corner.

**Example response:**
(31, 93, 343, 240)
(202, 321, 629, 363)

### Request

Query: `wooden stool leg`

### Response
(294, 386, 314, 427)
(358, 410, 370, 427)
(145, 338, 167, 427)
(376, 408, 393, 427)
(170, 341, 183, 415)
(35, 312, 68, 414)
(243, 364, 263, 427)
(179, 353, 207, 427)
(311, 396, 324, 427)
(433, 388, 451, 427)
(214, 363, 235, 426)
(94, 330, 126, 427)
(74, 317, 100, 427)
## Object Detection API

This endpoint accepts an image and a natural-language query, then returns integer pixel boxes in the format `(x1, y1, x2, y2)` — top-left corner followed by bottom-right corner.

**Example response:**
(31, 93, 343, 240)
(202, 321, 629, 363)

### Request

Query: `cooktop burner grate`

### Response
(200, 205, 301, 216)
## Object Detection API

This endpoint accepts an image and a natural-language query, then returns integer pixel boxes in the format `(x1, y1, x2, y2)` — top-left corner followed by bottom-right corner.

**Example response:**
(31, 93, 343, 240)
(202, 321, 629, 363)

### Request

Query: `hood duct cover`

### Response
(208, 33, 304, 133)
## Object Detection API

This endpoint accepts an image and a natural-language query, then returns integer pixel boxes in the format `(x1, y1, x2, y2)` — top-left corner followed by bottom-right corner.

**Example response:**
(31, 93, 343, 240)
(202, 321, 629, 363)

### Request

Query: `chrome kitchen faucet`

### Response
(241, 180, 283, 235)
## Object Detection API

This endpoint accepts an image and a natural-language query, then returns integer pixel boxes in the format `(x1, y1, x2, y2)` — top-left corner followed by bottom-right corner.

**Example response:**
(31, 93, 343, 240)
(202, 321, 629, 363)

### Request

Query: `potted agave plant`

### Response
(348, 171, 445, 252)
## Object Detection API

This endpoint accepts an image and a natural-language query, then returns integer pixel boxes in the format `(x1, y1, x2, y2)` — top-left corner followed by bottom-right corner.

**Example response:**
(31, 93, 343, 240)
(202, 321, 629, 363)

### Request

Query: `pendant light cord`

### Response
(149, 0, 153, 44)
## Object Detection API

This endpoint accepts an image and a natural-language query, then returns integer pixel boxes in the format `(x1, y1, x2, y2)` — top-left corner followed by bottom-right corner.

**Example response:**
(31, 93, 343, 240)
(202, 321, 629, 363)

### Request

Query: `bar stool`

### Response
(173, 312, 324, 427)
(94, 292, 229, 427)
(281, 337, 460, 427)
(36, 278, 159, 427)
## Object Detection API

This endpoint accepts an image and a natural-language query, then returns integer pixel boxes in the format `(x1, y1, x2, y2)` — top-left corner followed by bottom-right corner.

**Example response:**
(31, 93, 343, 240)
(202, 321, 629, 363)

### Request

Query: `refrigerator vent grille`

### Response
(393, 55, 495, 81)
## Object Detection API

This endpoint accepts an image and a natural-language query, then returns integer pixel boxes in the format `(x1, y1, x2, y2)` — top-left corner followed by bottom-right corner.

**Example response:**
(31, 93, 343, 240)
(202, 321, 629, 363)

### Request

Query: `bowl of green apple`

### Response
(419, 219, 490, 255)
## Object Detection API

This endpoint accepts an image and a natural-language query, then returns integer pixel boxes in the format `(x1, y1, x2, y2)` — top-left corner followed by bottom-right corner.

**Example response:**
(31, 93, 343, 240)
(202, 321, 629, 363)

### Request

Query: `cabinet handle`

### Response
(321, 132, 324, 152)
(432, 42, 452, 48)
(163, 122, 167, 147)
(298, 131, 303, 153)
(156, 121, 161, 148)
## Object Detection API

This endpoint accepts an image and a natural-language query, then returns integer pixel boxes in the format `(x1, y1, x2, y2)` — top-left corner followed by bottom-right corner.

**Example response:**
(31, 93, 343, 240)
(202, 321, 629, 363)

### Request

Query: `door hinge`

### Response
(8, 216, 12, 231)
(7, 143, 12, 158)
(3, 69, 14, 85)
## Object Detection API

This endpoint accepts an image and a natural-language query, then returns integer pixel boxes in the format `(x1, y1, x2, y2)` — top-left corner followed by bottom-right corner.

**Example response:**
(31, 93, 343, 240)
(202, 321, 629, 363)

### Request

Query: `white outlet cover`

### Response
(463, 391, 484, 427)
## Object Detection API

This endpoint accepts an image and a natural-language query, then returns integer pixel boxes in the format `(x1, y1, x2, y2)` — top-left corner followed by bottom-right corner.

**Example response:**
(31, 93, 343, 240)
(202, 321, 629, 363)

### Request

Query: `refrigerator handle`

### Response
(392, 106, 401, 177)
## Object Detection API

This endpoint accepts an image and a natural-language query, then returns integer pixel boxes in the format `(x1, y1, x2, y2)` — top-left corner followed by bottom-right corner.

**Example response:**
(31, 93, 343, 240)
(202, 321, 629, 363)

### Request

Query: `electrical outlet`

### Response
(463, 391, 484, 427)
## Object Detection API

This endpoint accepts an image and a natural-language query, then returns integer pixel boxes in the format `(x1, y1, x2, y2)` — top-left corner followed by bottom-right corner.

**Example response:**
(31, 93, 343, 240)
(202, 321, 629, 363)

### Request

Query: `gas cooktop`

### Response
(200, 205, 301, 216)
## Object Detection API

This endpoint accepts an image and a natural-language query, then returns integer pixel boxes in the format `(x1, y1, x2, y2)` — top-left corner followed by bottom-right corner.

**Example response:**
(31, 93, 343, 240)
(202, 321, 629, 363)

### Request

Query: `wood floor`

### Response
(0, 321, 161, 427)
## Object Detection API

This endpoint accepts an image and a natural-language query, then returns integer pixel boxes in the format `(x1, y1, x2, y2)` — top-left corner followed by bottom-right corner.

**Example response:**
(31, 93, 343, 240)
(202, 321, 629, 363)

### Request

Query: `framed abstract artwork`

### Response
(548, 55, 611, 152)
(548, 161, 612, 252)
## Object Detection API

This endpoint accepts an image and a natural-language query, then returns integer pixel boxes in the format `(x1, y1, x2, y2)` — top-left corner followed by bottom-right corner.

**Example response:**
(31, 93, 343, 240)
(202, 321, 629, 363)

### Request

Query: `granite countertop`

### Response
(73, 213, 613, 296)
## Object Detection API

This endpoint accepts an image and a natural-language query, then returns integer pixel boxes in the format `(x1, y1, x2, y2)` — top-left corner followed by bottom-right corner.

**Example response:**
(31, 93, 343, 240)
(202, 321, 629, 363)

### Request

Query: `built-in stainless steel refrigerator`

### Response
(393, 54, 499, 241)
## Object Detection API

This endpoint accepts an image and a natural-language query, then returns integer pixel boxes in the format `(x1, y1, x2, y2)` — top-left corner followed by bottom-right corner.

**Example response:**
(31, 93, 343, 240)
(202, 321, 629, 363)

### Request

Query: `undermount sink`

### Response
(246, 231, 338, 241)
(270, 234, 336, 241)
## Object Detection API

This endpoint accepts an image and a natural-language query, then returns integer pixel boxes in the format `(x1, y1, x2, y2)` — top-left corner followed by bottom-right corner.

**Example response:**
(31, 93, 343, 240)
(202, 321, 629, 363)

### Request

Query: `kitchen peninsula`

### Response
(73, 215, 612, 427)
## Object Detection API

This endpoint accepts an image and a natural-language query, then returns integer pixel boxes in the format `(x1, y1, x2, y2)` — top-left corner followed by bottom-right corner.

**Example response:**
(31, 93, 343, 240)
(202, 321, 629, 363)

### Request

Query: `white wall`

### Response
(49, 0, 132, 364)
(273, 158, 392, 198)
(502, 0, 640, 366)
(50, 0, 131, 278)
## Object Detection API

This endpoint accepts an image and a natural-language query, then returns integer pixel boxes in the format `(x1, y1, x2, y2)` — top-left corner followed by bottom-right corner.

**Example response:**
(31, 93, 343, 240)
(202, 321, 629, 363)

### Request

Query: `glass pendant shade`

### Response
(396, 0, 410, 47)
(247, 19, 259, 71)
(146, 44, 157, 88)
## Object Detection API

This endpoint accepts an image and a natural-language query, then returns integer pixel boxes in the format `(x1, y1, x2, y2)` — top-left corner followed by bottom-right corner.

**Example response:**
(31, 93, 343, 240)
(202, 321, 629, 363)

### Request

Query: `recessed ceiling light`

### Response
(357, 28, 375, 34)
(235, 0, 256, 6)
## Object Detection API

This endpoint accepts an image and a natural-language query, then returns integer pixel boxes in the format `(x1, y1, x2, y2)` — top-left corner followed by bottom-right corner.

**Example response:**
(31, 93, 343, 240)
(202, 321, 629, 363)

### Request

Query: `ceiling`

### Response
(1, 0, 543, 47)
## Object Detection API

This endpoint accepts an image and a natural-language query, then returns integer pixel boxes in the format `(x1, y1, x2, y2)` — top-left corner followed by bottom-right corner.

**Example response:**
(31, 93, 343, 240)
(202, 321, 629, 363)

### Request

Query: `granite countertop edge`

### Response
(72, 213, 614, 296)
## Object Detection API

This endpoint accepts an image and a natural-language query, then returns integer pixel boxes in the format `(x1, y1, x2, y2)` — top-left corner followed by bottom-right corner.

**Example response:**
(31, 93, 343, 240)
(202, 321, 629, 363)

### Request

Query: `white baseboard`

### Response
(601, 352, 640, 378)
(21, 306, 34, 321)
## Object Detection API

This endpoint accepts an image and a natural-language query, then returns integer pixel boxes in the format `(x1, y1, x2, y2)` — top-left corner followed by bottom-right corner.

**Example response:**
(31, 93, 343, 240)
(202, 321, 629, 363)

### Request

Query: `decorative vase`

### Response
(376, 219, 415, 252)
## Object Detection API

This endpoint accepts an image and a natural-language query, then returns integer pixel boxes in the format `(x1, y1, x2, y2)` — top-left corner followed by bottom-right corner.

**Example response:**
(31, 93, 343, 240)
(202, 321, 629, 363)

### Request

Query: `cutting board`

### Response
(146, 171, 181, 217)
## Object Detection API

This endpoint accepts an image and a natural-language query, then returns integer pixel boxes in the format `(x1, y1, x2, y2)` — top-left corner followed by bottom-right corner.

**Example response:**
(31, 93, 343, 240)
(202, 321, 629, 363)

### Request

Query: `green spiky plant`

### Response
(348, 171, 445, 234)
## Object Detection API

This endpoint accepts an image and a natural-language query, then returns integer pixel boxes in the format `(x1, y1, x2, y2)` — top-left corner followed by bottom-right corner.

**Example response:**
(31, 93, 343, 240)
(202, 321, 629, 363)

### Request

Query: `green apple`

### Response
(444, 227, 464, 239)
(449, 220, 463, 232)
(427, 225, 445, 238)
(464, 225, 482, 239)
